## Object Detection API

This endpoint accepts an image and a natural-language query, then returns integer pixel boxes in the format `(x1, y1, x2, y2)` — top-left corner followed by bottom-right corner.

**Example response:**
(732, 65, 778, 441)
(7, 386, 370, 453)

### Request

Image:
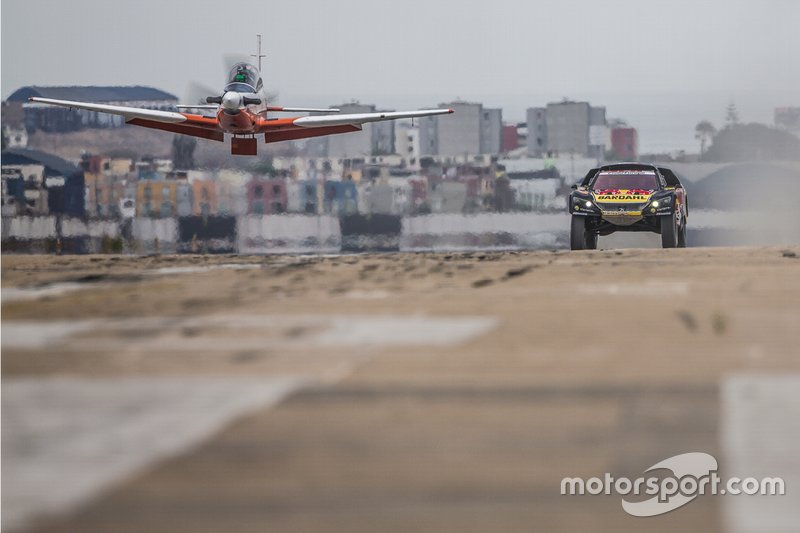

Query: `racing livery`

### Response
(569, 163, 688, 249)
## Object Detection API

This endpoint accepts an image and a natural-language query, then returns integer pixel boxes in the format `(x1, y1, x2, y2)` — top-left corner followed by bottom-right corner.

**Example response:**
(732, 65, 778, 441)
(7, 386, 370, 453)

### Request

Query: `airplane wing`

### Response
(267, 106, 340, 113)
(27, 97, 224, 141)
(258, 108, 453, 143)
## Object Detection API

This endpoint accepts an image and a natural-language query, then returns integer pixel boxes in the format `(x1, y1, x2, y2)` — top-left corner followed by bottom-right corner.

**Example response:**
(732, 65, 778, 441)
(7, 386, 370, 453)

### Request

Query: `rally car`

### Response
(568, 163, 688, 249)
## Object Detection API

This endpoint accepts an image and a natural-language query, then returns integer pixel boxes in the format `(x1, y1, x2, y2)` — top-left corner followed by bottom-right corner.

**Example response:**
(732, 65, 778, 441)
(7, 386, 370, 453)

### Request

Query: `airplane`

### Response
(27, 37, 453, 156)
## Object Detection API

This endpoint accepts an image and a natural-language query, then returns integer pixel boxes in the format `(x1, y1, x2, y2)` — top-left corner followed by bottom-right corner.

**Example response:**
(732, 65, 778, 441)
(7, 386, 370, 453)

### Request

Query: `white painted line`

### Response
(1, 377, 304, 531)
(577, 280, 689, 296)
(315, 316, 497, 347)
(0, 321, 97, 349)
(144, 264, 262, 276)
(1, 314, 499, 351)
(1, 264, 264, 304)
(1, 283, 105, 304)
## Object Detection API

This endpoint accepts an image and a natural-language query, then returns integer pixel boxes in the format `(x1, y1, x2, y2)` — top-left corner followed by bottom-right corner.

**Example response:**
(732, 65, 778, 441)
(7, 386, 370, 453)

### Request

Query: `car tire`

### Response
(677, 216, 687, 248)
(661, 213, 678, 248)
(570, 216, 586, 250)
(585, 231, 598, 250)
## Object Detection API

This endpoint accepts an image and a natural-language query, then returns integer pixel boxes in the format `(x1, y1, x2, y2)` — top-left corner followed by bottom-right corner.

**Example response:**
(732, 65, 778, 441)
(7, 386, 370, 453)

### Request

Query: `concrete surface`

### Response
(2, 246, 799, 532)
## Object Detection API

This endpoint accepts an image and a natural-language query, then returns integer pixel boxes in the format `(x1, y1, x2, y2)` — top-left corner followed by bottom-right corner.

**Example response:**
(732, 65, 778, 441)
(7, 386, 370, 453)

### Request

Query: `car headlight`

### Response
(652, 200, 660, 208)
(584, 200, 592, 208)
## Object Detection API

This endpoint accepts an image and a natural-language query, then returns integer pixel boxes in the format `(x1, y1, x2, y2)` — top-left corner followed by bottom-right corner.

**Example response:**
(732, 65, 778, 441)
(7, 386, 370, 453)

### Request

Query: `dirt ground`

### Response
(3, 246, 800, 532)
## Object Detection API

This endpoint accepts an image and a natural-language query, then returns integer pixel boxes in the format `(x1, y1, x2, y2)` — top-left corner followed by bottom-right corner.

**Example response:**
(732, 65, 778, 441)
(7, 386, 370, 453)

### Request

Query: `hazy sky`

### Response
(2, 0, 799, 150)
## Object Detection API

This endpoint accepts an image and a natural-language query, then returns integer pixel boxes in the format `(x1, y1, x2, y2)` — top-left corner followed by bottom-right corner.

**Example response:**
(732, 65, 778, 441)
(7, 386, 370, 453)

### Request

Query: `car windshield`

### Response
(591, 171, 658, 191)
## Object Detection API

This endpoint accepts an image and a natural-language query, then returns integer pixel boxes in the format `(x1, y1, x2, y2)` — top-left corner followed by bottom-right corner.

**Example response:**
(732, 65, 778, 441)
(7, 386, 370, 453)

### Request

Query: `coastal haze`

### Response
(3, 2, 800, 532)
(3, 0, 799, 153)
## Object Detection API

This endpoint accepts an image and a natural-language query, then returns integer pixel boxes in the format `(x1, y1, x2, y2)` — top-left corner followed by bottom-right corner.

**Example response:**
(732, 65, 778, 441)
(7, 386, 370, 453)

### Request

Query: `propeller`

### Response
(176, 52, 272, 113)
(205, 94, 261, 107)
(175, 80, 221, 111)
(186, 80, 217, 105)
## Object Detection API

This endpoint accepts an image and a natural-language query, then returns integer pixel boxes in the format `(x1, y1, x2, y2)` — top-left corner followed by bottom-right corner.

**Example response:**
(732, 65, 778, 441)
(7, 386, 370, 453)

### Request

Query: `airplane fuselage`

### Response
(217, 106, 260, 134)
(214, 64, 268, 135)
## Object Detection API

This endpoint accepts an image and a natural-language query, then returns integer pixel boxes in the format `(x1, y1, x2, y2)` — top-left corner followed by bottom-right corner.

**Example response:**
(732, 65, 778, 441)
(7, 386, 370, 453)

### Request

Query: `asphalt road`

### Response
(3, 246, 799, 532)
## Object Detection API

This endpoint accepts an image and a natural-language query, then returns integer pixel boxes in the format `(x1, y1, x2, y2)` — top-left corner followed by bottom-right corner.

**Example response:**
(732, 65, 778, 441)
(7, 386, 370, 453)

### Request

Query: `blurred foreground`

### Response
(3, 246, 800, 532)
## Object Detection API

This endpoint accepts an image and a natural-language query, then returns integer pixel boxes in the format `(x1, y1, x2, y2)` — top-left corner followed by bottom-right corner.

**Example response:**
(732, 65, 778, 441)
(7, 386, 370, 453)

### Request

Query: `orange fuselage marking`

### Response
(216, 108, 259, 134)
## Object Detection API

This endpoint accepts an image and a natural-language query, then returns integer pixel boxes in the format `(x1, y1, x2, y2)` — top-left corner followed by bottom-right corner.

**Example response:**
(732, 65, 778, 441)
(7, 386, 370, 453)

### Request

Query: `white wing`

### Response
(269, 106, 340, 113)
(292, 108, 453, 128)
(27, 97, 188, 124)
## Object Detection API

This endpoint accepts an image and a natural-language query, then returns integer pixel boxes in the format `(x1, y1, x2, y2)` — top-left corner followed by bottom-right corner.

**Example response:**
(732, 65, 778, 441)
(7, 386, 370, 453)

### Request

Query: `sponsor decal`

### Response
(593, 189, 654, 203)
(602, 210, 642, 216)
(598, 170, 656, 175)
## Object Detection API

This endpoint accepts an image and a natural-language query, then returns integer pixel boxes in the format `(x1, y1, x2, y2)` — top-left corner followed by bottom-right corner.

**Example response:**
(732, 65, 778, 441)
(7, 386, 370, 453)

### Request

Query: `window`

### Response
(591, 171, 658, 191)
(225, 63, 258, 91)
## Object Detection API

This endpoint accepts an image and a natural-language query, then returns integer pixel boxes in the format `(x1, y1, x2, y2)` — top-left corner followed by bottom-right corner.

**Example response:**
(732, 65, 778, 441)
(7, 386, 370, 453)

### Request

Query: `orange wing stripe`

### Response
(180, 113, 223, 129)
(263, 124, 361, 144)
(127, 118, 224, 142)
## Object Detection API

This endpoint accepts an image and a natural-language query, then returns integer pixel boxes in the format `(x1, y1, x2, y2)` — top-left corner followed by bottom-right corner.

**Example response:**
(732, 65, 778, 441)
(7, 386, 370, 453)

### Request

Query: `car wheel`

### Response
(570, 216, 586, 250)
(661, 212, 678, 248)
(677, 216, 687, 248)
(585, 230, 598, 250)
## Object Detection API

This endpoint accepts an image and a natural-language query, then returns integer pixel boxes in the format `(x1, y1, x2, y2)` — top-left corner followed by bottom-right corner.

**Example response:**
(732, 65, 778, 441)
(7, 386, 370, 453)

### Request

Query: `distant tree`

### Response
(701, 122, 800, 162)
(694, 120, 717, 155)
(172, 135, 196, 170)
(725, 102, 740, 127)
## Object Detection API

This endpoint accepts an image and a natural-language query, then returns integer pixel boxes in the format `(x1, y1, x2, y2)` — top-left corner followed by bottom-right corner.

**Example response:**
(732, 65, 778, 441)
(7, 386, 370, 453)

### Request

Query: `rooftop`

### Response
(7, 86, 178, 103)
(1, 147, 80, 177)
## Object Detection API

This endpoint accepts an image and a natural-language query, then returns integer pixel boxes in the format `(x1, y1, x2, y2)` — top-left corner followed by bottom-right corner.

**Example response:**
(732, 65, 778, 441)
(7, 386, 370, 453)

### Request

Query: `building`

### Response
(480, 108, 503, 155)
(372, 118, 396, 156)
(7, 86, 178, 132)
(136, 180, 178, 218)
(79, 155, 138, 219)
(526, 108, 547, 156)
(322, 180, 358, 215)
(419, 101, 503, 156)
(312, 102, 396, 158)
(247, 177, 288, 215)
(611, 127, 638, 160)
(84, 172, 130, 219)
(501, 124, 519, 153)
(1, 147, 84, 217)
(2, 124, 28, 148)
(527, 100, 607, 157)
(192, 180, 218, 216)
(508, 178, 562, 211)
(395, 122, 421, 165)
